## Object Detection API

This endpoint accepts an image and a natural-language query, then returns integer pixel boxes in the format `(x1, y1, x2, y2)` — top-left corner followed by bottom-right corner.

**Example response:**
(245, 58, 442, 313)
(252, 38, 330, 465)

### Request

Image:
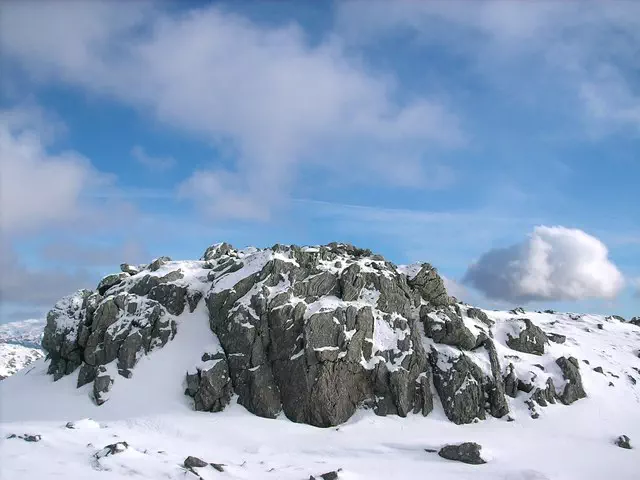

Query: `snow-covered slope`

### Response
(0, 319, 45, 380)
(1, 243, 639, 479)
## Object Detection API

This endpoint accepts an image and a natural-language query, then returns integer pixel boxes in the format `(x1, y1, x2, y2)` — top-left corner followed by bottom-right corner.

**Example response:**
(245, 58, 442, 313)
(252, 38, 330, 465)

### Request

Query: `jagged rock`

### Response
(95, 441, 129, 459)
(504, 363, 518, 398)
(97, 273, 129, 296)
(431, 349, 486, 424)
(202, 242, 234, 261)
(556, 356, 586, 405)
(42, 290, 94, 380)
(185, 353, 233, 412)
(421, 307, 478, 350)
(407, 264, 450, 306)
(120, 263, 140, 275)
(184, 456, 209, 468)
(484, 339, 509, 418)
(615, 435, 632, 449)
(593, 366, 604, 374)
(510, 307, 526, 315)
(466, 307, 492, 326)
(547, 332, 566, 344)
(438, 442, 486, 464)
(629, 317, 640, 327)
(149, 256, 171, 272)
(506, 319, 548, 355)
(148, 283, 187, 316)
(187, 290, 203, 312)
(93, 367, 113, 405)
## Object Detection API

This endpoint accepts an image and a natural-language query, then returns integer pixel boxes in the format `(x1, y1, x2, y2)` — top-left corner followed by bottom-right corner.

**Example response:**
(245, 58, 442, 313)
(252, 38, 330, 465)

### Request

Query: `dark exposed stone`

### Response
(556, 356, 586, 405)
(184, 456, 208, 468)
(438, 442, 486, 464)
(431, 350, 486, 424)
(615, 435, 632, 449)
(593, 366, 604, 374)
(149, 256, 171, 271)
(506, 319, 548, 355)
(546, 332, 566, 344)
(421, 307, 478, 350)
(97, 273, 129, 296)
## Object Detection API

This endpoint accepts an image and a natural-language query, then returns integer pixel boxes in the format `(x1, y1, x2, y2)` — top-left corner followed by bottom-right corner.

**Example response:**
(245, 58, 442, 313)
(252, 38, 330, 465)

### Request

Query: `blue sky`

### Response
(0, 0, 638, 322)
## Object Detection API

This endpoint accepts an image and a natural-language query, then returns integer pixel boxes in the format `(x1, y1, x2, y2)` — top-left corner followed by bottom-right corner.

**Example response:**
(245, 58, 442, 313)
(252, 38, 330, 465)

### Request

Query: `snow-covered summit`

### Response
(1, 242, 639, 479)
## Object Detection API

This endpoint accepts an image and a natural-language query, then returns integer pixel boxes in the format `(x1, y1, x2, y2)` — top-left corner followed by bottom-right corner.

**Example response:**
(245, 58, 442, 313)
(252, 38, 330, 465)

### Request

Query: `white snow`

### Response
(1, 256, 640, 479)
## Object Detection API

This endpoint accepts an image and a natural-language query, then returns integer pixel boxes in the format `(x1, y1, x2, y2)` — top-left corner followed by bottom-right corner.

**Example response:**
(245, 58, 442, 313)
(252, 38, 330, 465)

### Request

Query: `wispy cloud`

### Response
(131, 145, 176, 171)
(1, 1, 464, 220)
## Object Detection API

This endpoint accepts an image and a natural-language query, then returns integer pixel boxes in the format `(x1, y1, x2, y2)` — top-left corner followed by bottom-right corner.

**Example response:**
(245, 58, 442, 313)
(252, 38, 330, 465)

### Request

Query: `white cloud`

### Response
(0, 107, 109, 234)
(131, 145, 175, 171)
(337, 1, 640, 134)
(463, 226, 625, 303)
(0, 2, 463, 219)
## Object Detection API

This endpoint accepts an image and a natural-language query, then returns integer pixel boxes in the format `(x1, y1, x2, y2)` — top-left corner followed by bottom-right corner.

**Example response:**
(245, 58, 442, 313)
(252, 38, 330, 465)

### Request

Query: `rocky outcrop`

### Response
(556, 356, 586, 405)
(40, 241, 593, 428)
(506, 319, 548, 355)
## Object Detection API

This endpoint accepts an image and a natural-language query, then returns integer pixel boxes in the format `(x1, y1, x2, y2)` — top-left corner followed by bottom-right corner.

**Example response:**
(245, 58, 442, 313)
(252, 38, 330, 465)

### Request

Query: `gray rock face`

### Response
(556, 356, 586, 405)
(205, 244, 436, 427)
(421, 307, 478, 350)
(40, 240, 598, 428)
(185, 353, 233, 412)
(93, 366, 113, 405)
(438, 442, 486, 464)
(43, 288, 177, 404)
(407, 264, 450, 306)
(629, 317, 640, 327)
(506, 319, 548, 355)
(431, 349, 486, 424)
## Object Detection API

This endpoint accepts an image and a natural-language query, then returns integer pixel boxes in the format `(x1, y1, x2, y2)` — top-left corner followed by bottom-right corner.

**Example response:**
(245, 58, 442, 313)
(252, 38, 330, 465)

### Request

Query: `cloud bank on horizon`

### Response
(0, 1, 637, 320)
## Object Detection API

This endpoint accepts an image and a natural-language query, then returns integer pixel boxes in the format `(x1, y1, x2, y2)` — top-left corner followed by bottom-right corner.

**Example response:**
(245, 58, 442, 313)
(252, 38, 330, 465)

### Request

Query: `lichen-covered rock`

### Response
(556, 356, 586, 405)
(506, 319, 548, 355)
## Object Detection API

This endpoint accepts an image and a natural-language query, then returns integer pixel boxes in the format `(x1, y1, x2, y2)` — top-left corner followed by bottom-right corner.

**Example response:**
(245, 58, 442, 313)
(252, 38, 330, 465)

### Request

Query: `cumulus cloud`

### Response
(463, 226, 625, 303)
(0, 1, 463, 219)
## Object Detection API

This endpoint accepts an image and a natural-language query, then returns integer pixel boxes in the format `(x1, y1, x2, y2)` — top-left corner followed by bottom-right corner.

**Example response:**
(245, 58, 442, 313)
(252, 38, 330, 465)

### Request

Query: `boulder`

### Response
(421, 307, 478, 350)
(407, 264, 450, 306)
(556, 356, 586, 405)
(615, 435, 632, 449)
(506, 319, 548, 355)
(431, 350, 486, 424)
(438, 442, 486, 464)
(546, 332, 566, 344)
(93, 367, 113, 405)
(149, 256, 171, 272)
(95, 441, 129, 459)
(97, 273, 129, 296)
(120, 263, 140, 275)
(185, 354, 233, 412)
(184, 456, 209, 468)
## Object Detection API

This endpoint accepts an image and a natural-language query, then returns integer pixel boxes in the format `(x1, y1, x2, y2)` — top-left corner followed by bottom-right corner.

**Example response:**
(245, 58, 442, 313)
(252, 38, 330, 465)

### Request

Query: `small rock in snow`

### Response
(615, 435, 632, 449)
(184, 456, 209, 468)
(438, 442, 486, 464)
